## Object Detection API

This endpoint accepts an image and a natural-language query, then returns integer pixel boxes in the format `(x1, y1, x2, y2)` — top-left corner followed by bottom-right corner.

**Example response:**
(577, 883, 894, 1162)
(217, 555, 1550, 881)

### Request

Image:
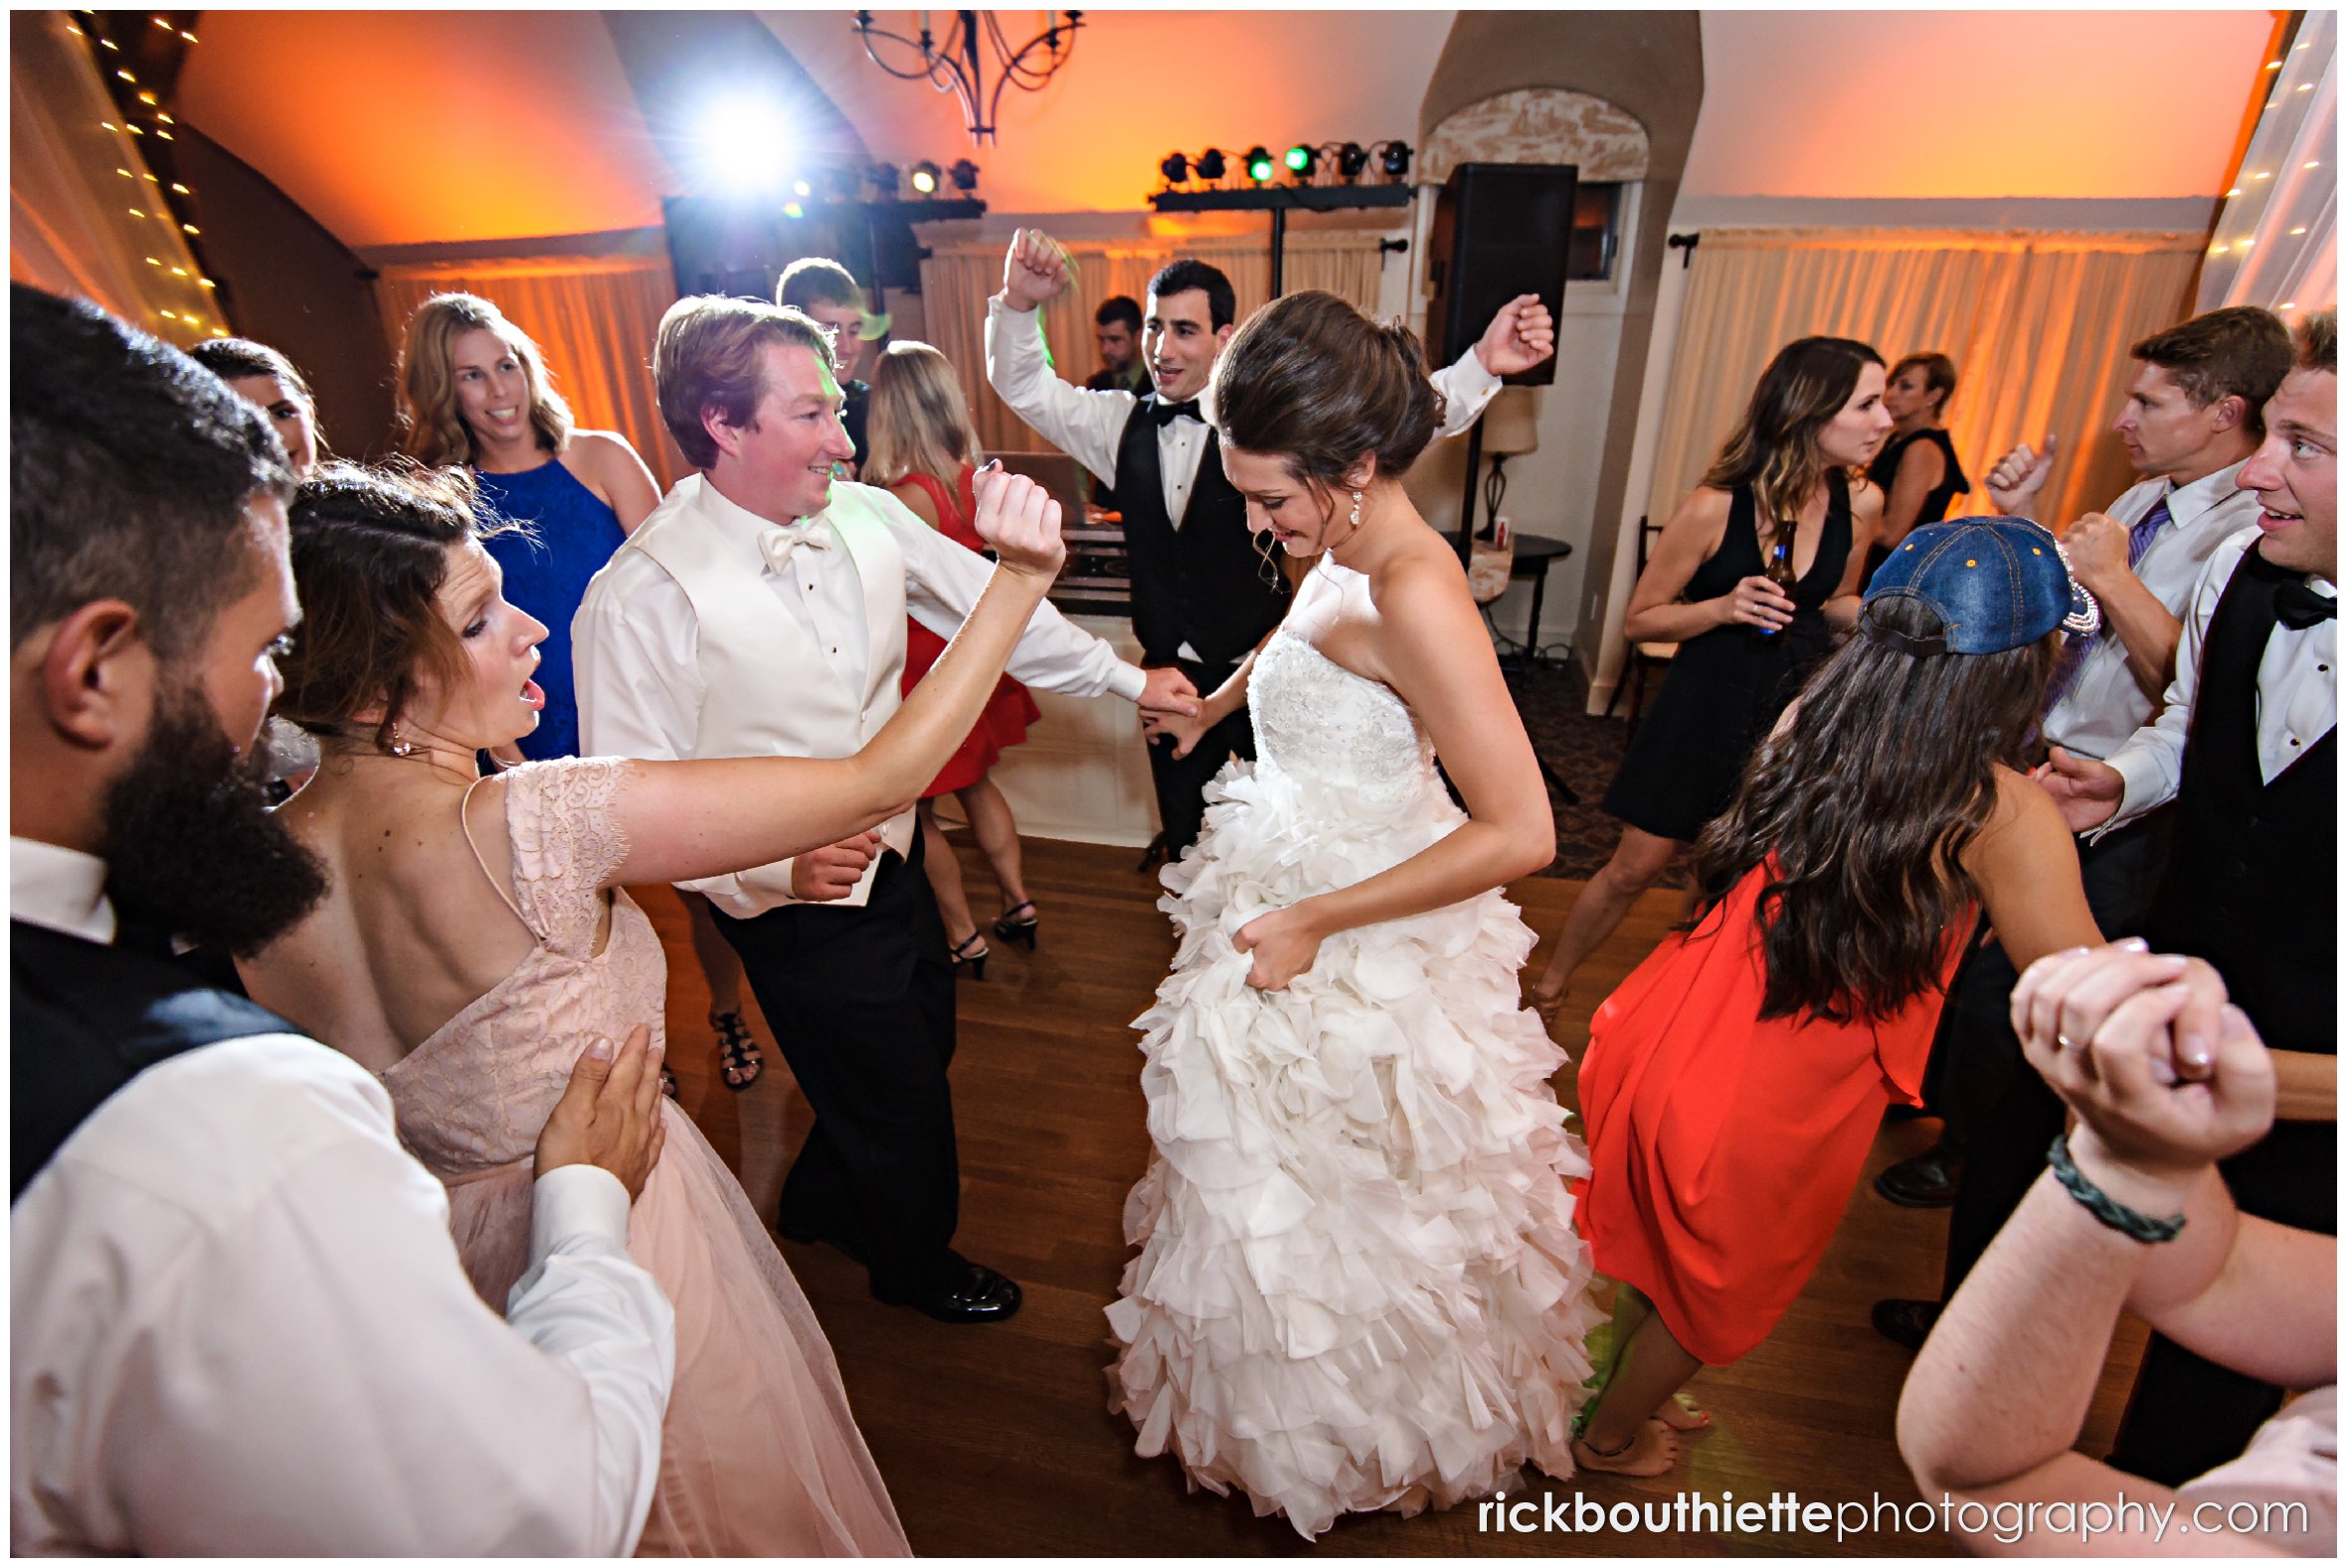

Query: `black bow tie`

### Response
(1150, 399, 1203, 429)
(2275, 579, 2337, 630)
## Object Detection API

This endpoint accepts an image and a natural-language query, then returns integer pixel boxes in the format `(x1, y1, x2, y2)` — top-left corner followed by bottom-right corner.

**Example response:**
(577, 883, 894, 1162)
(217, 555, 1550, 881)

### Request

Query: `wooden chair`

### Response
(1613, 516, 1676, 736)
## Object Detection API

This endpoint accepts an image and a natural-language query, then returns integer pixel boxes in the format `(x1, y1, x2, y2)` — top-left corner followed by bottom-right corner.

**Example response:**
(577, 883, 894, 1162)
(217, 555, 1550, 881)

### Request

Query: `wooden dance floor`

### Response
(643, 836, 2146, 1556)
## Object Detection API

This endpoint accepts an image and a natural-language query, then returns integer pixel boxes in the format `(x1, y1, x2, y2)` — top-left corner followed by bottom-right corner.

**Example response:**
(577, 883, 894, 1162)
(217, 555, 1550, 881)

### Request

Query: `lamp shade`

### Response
(1481, 386, 1540, 455)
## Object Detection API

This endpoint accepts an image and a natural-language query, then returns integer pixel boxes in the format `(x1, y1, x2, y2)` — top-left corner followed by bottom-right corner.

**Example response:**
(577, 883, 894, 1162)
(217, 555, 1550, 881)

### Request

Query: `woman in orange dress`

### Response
(1571, 518, 2110, 1477)
(864, 341, 1046, 976)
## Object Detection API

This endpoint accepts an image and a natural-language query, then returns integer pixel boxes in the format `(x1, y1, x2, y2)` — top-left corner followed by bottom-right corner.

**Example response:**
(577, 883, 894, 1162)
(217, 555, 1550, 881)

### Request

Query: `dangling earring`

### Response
(388, 723, 416, 759)
(1349, 491, 1363, 529)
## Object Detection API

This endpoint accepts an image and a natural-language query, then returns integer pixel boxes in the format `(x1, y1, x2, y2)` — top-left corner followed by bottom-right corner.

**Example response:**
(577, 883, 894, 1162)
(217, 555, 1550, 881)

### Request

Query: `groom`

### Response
(987, 232, 1557, 862)
(576, 295, 1196, 1324)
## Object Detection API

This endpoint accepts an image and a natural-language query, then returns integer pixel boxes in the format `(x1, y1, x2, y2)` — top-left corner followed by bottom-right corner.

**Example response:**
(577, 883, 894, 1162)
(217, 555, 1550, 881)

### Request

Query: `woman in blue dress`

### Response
(397, 292, 765, 1094)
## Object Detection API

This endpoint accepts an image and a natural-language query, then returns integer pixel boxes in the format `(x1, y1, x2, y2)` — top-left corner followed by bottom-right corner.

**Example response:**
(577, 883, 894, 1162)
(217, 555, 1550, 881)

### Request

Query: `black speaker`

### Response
(1423, 162, 1577, 388)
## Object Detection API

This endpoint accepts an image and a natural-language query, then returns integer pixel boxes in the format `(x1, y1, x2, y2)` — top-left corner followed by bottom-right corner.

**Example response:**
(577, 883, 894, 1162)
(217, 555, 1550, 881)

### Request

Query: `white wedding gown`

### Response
(1105, 558, 1601, 1540)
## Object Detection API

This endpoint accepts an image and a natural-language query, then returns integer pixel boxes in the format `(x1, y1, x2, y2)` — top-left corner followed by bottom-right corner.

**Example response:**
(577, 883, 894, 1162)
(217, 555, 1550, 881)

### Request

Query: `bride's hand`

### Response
(1234, 903, 1325, 990)
(972, 464, 1065, 583)
(1142, 704, 1210, 759)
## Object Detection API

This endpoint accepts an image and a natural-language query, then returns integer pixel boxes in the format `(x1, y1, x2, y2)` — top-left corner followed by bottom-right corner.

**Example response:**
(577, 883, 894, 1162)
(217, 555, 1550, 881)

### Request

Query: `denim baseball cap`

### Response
(1863, 518, 2099, 654)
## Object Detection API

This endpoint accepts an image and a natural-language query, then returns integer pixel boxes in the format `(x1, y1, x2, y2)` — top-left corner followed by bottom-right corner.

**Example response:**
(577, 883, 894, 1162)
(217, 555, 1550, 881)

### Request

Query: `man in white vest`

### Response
(575, 296, 1195, 1323)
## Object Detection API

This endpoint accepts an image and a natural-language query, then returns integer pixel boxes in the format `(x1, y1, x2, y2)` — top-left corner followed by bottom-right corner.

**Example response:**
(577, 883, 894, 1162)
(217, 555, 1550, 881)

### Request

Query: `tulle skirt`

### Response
(1105, 758, 1602, 1539)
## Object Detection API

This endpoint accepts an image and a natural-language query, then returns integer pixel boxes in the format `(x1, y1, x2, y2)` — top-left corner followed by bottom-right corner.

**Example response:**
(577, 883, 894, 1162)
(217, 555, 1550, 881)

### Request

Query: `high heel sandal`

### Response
(712, 1009, 763, 1092)
(950, 931, 990, 981)
(993, 900, 1039, 950)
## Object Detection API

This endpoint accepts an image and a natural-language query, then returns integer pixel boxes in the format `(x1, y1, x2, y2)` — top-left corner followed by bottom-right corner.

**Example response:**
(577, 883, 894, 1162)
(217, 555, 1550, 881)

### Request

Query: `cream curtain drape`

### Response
(919, 230, 1388, 452)
(9, 11, 219, 344)
(2197, 11, 2335, 317)
(374, 253, 687, 488)
(1644, 228, 2205, 536)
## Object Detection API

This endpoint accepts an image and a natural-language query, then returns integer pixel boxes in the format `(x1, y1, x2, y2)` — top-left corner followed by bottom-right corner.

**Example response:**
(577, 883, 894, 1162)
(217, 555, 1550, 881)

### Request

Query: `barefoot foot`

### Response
(1656, 1393, 1712, 1433)
(1572, 1419, 1679, 1478)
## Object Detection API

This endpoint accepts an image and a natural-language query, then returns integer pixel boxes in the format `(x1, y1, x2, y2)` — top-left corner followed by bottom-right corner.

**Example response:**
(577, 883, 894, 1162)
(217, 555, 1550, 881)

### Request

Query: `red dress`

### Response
(1575, 861, 1960, 1366)
(893, 466, 1041, 797)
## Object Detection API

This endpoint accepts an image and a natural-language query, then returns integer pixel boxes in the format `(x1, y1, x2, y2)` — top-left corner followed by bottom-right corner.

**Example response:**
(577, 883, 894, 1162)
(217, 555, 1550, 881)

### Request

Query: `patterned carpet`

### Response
(1504, 656, 1693, 888)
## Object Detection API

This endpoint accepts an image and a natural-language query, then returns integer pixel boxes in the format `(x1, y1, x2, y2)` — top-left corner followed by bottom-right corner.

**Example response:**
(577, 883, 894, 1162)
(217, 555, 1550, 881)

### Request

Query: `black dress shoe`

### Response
(875, 1256, 1023, 1324)
(1875, 1140, 1964, 1208)
(1872, 1298, 1942, 1350)
(1135, 833, 1170, 875)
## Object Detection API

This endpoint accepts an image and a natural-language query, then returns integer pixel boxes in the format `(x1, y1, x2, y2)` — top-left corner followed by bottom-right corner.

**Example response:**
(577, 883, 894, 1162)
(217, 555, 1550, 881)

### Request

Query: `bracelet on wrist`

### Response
(2047, 1132, 2187, 1244)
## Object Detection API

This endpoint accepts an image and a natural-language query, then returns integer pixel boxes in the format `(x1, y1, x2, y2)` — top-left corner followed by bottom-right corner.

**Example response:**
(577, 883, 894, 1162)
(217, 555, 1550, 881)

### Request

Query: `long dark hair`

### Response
(1688, 594, 2061, 1022)
(1703, 336, 1884, 531)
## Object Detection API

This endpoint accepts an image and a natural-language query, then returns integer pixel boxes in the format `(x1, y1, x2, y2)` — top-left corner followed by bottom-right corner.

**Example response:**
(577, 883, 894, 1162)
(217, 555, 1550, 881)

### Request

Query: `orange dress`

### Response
(1576, 861, 1960, 1366)
(892, 465, 1041, 797)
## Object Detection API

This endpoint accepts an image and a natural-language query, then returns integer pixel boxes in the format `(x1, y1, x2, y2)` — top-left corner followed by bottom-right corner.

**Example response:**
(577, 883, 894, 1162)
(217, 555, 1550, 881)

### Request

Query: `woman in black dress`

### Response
(1531, 337, 1890, 1023)
(1860, 351, 1971, 588)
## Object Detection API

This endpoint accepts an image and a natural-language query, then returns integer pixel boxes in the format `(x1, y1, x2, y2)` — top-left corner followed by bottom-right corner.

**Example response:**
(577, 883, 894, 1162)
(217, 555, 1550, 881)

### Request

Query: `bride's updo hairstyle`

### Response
(274, 460, 506, 757)
(1213, 289, 1445, 504)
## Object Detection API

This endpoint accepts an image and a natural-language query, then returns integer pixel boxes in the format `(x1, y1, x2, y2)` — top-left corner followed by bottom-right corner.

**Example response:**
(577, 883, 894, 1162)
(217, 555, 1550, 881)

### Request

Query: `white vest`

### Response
(622, 474, 914, 913)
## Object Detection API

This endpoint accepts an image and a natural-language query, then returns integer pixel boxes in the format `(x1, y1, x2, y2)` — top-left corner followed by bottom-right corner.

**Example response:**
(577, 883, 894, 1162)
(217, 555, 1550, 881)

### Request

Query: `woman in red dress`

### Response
(864, 341, 1045, 976)
(1571, 518, 2109, 1477)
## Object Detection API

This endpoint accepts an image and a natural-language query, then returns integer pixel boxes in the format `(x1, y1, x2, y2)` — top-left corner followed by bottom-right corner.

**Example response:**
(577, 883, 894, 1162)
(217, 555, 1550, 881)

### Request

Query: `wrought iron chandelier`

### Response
(852, 10, 1084, 145)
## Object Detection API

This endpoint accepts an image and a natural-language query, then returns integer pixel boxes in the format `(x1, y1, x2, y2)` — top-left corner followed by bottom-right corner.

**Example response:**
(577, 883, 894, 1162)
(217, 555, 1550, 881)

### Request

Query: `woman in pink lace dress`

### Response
(240, 460, 1066, 1555)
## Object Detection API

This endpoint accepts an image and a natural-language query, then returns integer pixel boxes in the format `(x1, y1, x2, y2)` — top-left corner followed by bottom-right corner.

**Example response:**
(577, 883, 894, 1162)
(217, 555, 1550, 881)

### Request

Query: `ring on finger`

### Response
(2057, 1031, 2084, 1053)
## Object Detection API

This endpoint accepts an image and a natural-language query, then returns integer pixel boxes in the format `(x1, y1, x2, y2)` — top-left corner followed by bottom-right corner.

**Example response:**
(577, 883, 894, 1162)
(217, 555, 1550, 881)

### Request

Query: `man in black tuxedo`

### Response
(986, 229, 1555, 860)
(2035, 308, 2337, 1484)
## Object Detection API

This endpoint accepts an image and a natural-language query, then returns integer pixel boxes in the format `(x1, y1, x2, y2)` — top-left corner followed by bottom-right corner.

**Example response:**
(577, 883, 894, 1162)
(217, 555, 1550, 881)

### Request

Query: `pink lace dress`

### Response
(379, 758, 908, 1557)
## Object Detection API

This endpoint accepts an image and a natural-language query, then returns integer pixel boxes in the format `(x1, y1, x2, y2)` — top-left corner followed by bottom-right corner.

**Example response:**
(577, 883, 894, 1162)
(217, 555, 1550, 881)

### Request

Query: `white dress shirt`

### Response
(574, 476, 1144, 914)
(984, 294, 1504, 529)
(2044, 461, 2263, 759)
(10, 840, 675, 1556)
(2103, 530, 2338, 830)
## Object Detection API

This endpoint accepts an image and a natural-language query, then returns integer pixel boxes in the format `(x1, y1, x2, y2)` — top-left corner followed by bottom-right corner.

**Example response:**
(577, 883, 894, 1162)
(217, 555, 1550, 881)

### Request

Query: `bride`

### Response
(1114, 290, 1601, 1539)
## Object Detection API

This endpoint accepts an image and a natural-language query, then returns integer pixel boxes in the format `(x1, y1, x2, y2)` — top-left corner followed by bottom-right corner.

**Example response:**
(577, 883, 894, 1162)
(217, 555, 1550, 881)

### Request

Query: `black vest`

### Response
(11, 919, 297, 1200)
(2146, 549, 2337, 1055)
(1115, 399, 1289, 670)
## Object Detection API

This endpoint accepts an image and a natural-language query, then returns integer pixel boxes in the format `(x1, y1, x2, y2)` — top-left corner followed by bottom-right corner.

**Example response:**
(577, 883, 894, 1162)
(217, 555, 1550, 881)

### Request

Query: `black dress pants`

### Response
(1146, 655, 1255, 857)
(1935, 813, 2175, 1294)
(709, 822, 962, 1299)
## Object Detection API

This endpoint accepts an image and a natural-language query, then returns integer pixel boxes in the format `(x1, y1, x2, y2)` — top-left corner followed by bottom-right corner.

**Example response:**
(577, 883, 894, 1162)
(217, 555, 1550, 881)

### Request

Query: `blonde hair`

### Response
(652, 295, 833, 471)
(863, 341, 984, 491)
(397, 293, 573, 466)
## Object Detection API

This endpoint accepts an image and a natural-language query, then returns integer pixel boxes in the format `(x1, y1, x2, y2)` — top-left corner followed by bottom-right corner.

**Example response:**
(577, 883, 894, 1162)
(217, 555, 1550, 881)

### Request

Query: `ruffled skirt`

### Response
(1105, 760, 1601, 1539)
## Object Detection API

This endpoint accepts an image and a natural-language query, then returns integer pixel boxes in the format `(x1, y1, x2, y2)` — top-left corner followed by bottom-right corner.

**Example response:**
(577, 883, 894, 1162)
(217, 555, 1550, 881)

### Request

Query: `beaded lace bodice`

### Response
(1247, 560, 1439, 808)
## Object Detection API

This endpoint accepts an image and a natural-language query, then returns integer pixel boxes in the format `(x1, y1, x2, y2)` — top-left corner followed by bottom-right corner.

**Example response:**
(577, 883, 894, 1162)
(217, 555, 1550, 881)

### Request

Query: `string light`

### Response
(181, 223, 199, 235)
(170, 182, 189, 194)
(2306, 161, 2322, 170)
(171, 265, 187, 276)
(136, 91, 157, 105)
(2297, 83, 2313, 91)
(144, 257, 161, 266)
(115, 70, 133, 83)
(99, 120, 115, 130)
(2265, 60, 2283, 70)
(151, 16, 169, 29)
(115, 167, 132, 178)
(179, 30, 197, 44)
(128, 207, 145, 218)
(198, 277, 215, 288)
(2291, 226, 2309, 236)
(99, 37, 117, 51)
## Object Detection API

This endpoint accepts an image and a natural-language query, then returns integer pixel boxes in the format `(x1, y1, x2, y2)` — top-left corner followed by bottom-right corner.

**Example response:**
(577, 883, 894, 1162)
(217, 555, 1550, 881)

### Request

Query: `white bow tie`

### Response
(760, 520, 833, 573)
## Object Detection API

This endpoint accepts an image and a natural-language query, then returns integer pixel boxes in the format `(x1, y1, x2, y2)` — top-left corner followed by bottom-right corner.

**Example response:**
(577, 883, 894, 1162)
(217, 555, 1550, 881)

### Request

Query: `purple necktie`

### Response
(2044, 495, 2171, 714)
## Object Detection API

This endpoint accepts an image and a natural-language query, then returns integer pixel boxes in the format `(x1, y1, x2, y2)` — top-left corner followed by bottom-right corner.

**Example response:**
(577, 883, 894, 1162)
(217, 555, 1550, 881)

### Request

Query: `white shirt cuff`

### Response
(1447, 346, 1501, 402)
(1108, 662, 1147, 703)
(2097, 747, 2170, 840)
(530, 1162, 633, 1261)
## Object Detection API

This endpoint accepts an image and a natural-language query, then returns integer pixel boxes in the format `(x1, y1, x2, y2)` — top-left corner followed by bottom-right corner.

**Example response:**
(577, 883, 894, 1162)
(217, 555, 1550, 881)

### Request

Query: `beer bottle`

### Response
(1755, 521, 1798, 639)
